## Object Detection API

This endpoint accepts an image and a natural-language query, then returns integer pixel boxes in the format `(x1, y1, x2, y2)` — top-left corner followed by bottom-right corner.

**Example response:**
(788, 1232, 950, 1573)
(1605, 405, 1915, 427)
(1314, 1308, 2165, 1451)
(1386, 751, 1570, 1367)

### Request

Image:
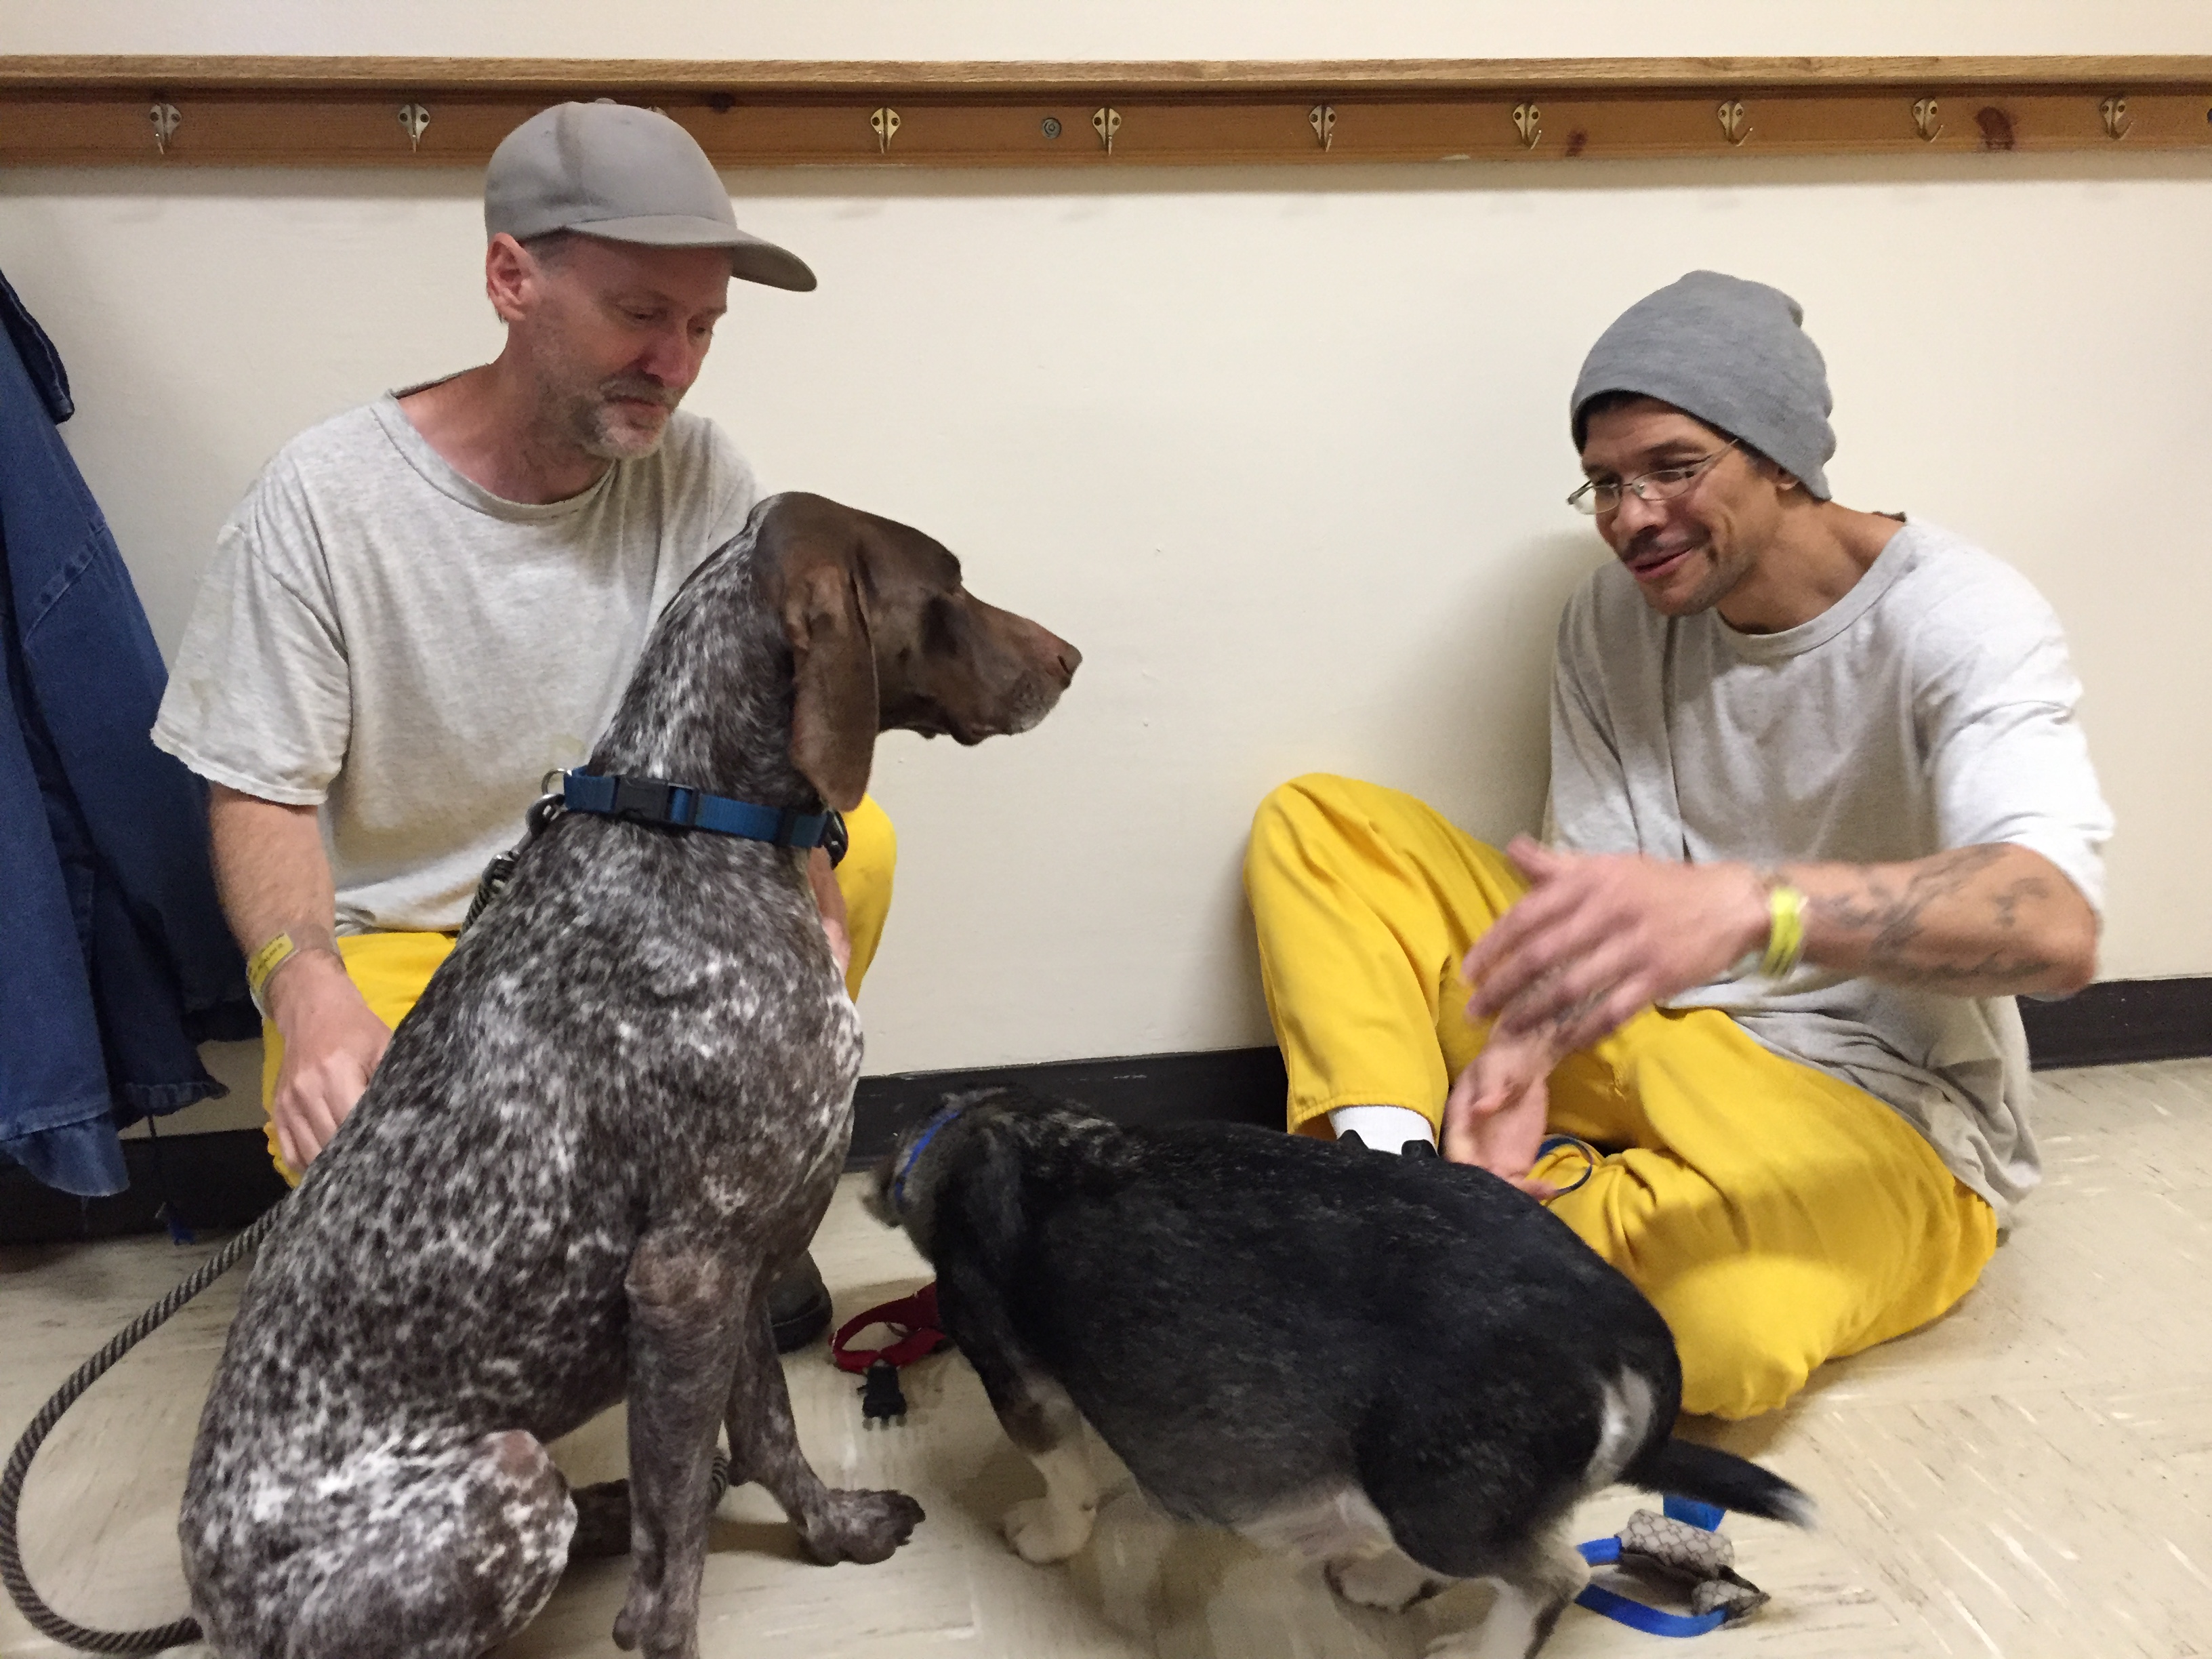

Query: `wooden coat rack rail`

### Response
(3, 56, 2211, 168)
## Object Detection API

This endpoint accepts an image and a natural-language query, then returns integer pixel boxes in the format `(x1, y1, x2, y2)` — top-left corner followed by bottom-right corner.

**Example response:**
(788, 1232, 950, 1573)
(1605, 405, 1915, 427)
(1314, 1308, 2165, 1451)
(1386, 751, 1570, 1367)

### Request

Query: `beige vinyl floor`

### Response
(5, 1058, 2209, 1659)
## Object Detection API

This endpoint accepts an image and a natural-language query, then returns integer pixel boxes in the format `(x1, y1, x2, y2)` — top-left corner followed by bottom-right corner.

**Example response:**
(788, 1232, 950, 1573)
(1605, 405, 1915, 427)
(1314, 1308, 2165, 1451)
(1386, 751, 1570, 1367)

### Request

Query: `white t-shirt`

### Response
(1547, 519, 2114, 1221)
(153, 392, 757, 933)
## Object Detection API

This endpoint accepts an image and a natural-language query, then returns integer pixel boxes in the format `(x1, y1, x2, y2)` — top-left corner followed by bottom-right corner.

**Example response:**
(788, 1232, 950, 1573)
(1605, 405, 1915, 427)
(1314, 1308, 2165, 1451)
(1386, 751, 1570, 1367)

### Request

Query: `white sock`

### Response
(1327, 1105, 1437, 1155)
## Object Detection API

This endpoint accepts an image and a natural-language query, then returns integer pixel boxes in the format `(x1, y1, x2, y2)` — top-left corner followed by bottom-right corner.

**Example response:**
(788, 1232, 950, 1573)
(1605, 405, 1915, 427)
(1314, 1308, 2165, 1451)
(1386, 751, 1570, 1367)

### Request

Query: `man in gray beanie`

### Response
(1247, 270, 2112, 1417)
(155, 101, 882, 1349)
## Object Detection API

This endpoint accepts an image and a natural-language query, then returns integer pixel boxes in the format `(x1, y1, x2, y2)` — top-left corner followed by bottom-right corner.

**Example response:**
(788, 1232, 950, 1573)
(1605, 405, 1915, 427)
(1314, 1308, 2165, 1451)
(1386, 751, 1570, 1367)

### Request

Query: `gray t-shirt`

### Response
(1548, 519, 2113, 1221)
(153, 392, 757, 933)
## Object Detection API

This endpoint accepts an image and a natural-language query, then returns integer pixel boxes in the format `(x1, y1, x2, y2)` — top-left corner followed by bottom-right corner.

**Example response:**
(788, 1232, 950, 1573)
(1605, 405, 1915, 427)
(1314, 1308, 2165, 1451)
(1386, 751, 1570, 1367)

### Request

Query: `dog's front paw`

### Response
(1326, 1549, 1447, 1612)
(611, 1583, 697, 1659)
(800, 1488, 926, 1564)
(1002, 1495, 1095, 1564)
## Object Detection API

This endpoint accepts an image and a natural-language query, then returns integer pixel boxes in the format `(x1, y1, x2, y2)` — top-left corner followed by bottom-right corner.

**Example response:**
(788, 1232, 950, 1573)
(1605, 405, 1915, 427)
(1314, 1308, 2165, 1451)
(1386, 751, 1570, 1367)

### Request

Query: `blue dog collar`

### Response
(1536, 1134, 1601, 1197)
(558, 769, 846, 863)
(890, 1104, 967, 1207)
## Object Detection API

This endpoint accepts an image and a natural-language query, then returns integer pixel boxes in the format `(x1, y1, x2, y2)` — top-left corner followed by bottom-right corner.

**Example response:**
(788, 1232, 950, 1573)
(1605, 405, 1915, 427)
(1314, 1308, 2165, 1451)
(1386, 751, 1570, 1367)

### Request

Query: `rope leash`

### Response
(0, 1209, 280, 1654)
(1, 1207, 742, 1656)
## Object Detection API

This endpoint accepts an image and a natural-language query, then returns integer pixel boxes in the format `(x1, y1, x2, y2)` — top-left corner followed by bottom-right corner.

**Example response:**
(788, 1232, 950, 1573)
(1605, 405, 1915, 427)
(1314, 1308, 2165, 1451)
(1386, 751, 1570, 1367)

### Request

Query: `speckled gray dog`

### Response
(178, 493, 1079, 1659)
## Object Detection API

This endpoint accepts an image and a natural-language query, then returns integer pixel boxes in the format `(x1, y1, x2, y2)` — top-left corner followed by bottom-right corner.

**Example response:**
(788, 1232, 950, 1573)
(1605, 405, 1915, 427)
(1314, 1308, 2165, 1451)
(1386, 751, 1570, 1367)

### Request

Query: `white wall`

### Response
(6, 5, 2211, 1120)
(12, 0, 2212, 58)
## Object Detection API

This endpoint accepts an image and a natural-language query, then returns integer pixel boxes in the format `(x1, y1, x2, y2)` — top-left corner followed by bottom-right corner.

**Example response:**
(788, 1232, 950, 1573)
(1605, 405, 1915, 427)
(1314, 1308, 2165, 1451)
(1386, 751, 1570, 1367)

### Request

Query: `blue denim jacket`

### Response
(1, 269, 254, 1195)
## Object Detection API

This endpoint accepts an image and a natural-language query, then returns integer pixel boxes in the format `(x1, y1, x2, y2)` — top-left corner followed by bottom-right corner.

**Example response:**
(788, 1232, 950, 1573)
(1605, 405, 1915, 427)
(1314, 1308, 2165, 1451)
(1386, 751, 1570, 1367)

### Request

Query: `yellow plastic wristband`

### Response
(1759, 884, 1808, 980)
(246, 931, 298, 1018)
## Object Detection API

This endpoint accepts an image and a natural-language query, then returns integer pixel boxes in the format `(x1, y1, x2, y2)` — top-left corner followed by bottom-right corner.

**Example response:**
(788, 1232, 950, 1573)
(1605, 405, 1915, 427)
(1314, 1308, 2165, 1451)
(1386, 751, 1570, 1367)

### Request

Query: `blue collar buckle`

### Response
(607, 774, 690, 827)
(558, 769, 847, 862)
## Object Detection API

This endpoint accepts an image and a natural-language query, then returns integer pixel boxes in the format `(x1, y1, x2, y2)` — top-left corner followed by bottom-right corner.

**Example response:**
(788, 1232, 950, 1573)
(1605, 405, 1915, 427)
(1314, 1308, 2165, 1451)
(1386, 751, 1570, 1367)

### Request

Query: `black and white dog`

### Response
(869, 1088, 1814, 1659)
(179, 495, 1078, 1659)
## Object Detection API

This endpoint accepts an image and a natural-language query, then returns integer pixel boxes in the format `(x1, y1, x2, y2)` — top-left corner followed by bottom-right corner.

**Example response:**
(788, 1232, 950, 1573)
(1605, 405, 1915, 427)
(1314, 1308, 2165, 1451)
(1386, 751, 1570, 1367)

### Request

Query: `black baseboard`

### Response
(5, 978, 2203, 1247)
(2017, 975, 2212, 1070)
(0, 1127, 290, 1248)
(847, 1045, 1290, 1164)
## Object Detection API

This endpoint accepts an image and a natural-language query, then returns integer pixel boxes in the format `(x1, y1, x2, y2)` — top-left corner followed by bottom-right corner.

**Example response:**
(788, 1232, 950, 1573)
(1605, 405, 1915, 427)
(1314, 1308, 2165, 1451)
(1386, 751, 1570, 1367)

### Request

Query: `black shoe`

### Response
(1335, 1129, 1439, 1158)
(769, 1251, 833, 1353)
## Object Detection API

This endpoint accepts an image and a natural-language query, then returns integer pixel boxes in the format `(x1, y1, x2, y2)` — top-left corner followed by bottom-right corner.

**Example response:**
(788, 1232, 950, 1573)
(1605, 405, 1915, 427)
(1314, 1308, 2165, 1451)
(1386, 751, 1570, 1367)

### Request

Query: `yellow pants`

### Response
(1245, 773, 1997, 1419)
(262, 795, 898, 1184)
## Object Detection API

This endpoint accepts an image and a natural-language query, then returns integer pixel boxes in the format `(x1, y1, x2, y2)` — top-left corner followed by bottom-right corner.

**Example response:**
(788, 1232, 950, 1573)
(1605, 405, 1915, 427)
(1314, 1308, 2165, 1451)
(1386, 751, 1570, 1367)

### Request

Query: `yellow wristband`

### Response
(246, 931, 298, 1017)
(1759, 884, 1808, 980)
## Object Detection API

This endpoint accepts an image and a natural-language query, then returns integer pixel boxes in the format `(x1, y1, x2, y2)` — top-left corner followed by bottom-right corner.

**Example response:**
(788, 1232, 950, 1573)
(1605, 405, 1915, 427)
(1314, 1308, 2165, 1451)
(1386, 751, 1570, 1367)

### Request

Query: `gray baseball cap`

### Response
(485, 101, 816, 292)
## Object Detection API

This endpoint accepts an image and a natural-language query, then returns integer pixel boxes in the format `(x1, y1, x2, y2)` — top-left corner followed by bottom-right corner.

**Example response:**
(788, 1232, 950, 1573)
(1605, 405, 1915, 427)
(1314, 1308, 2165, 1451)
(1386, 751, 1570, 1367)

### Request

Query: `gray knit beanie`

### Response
(1570, 271, 1835, 500)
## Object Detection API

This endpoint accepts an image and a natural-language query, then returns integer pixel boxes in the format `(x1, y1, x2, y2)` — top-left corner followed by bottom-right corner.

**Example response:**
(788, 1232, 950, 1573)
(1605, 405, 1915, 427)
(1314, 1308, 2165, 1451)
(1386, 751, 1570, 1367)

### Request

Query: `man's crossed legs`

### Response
(1246, 773, 1995, 1419)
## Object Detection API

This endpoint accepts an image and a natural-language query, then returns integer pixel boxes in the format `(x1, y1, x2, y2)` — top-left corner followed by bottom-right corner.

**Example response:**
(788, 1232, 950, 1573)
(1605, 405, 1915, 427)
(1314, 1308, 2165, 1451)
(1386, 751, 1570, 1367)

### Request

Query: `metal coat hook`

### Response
(1511, 102, 1542, 149)
(398, 102, 430, 151)
(1092, 106, 1121, 153)
(149, 100, 180, 156)
(870, 106, 901, 152)
(1912, 98, 1942, 142)
(2101, 96, 2131, 140)
(1309, 104, 1334, 150)
(1717, 100, 1751, 146)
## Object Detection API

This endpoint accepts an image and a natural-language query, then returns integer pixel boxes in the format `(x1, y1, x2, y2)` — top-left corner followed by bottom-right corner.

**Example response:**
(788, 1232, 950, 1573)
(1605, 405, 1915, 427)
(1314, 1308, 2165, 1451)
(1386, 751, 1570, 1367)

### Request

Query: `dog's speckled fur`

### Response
(179, 495, 1077, 1659)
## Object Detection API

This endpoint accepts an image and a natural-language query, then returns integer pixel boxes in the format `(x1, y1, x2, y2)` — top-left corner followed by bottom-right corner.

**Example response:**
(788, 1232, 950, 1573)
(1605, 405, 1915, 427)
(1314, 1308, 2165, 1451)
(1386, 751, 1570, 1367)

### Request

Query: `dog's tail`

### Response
(1630, 1438, 1818, 1529)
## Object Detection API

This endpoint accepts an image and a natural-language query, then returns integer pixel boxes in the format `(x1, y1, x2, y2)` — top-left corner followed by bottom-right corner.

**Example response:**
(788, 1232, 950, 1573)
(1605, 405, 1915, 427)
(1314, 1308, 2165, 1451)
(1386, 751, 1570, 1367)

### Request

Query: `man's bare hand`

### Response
(1441, 1032, 1560, 1197)
(266, 952, 390, 1172)
(1458, 837, 1768, 1052)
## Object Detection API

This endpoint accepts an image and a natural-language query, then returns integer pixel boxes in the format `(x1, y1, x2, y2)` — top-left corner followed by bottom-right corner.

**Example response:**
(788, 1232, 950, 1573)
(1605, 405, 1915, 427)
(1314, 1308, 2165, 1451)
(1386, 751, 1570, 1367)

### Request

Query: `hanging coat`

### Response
(0, 267, 253, 1195)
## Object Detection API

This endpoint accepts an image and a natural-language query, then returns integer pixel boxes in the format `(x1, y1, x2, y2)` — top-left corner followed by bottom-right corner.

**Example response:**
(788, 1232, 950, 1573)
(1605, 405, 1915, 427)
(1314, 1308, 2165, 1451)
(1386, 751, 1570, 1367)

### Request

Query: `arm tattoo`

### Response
(1989, 874, 2050, 931)
(1804, 844, 2005, 963)
(1880, 949, 2059, 989)
(1803, 845, 2058, 991)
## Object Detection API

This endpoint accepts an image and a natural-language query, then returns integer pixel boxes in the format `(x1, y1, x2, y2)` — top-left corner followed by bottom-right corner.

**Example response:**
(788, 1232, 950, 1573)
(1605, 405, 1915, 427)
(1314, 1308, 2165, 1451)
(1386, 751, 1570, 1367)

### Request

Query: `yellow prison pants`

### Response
(1245, 774, 1997, 1420)
(261, 794, 898, 1185)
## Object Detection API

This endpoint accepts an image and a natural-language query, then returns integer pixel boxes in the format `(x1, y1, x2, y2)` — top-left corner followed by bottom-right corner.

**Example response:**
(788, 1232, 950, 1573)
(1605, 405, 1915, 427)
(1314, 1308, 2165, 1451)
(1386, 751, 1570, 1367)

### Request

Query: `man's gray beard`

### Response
(534, 369, 675, 462)
(570, 394, 672, 462)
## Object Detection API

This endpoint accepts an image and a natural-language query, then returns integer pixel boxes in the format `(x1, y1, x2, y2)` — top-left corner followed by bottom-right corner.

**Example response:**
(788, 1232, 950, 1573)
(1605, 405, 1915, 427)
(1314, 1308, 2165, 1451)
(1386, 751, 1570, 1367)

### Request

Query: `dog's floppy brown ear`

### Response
(782, 554, 878, 812)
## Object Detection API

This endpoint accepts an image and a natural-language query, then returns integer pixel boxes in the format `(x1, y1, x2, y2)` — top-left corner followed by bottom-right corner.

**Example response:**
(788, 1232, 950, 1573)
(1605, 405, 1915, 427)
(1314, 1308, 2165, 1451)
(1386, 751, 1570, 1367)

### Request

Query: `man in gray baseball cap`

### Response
(487, 99, 816, 292)
(157, 100, 878, 1348)
(1247, 269, 2112, 1418)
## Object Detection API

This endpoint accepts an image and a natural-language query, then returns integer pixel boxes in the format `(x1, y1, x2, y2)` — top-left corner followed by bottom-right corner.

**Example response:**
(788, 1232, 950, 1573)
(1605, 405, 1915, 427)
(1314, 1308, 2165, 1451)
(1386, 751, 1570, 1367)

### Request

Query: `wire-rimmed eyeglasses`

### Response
(1567, 440, 1741, 516)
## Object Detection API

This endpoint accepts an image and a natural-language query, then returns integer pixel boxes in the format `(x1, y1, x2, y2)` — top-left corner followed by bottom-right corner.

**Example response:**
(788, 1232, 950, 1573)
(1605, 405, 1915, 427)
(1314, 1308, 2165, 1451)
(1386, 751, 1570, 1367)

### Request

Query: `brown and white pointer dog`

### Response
(178, 493, 1079, 1659)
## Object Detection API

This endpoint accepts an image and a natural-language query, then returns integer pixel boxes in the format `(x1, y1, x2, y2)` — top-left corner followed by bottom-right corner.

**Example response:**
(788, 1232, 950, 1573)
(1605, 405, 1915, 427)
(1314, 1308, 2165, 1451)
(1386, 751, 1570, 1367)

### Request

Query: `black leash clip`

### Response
(859, 1359, 908, 1427)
